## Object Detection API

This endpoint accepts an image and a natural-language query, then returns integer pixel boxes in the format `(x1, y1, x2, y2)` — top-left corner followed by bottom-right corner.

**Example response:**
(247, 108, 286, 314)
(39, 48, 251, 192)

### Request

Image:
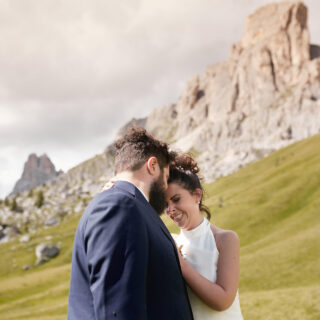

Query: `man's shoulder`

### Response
(80, 187, 135, 219)
(82, 190, 136, 224)
(91, 185, 134, 205)
(80, 187, 145, 235)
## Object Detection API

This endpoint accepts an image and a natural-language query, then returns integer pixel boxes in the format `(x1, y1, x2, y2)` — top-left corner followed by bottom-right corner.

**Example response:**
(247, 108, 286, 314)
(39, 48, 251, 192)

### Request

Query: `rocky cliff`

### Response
(146, 1, 320, 179)
(11, 154, 61, 195)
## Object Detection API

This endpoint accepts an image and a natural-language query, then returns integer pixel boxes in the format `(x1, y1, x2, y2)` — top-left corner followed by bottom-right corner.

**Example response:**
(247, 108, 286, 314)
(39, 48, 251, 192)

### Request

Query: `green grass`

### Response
(1, 134, 320, 319)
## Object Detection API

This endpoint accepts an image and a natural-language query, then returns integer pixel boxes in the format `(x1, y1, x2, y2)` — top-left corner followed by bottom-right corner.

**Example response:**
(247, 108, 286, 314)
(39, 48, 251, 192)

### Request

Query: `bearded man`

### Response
(68, 128, 193, 320)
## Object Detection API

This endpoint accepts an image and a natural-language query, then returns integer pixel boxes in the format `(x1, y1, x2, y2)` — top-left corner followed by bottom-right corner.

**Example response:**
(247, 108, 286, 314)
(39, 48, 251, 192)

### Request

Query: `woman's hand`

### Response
(177, 246, 188, 274)
(101, 176, 118, 192)
(171, 234, 187, 270)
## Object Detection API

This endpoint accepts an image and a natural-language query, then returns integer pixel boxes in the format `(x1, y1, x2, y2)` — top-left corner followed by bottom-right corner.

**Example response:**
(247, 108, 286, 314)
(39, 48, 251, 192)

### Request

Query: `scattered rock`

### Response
(35, 243, 60, 265)
(44, 217, 60, 227)
(19, 235, 31, 243)
(0, 226, 21, 243)
(56, 207, 67, 218)
(22, 265, 32, 271)
(74, 202, 85, 214)
(218, 197, 225, 208)
(0, 227, 5, 241)
(5, 226, 21, 237)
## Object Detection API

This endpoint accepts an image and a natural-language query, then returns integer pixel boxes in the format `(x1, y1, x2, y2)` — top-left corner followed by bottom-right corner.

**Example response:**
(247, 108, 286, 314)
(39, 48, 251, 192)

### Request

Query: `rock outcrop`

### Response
(146, 1, 320, 179)
(115, 117, 147, 140)
(12, 154, 61, 195)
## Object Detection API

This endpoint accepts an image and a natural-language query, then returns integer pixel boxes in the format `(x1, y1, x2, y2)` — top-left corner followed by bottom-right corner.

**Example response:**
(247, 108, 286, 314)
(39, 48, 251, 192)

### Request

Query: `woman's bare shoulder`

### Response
(210, 224, 239, 249)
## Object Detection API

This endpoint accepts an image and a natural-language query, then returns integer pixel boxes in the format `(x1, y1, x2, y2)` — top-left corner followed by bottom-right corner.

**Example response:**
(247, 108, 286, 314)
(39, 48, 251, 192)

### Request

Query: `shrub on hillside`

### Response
(35, 190, 44, 208)
(10, 197, 23, 213)
(10, 197, 17, 211)
(28, 189, 34, 197)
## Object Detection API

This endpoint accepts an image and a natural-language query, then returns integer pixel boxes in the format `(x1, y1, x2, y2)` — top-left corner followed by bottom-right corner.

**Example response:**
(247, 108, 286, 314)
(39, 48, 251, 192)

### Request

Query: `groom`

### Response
(68, 128, 193, 320)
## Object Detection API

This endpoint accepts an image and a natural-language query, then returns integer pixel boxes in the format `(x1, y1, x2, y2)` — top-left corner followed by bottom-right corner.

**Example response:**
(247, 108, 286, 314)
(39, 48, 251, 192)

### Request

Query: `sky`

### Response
(1, 0, 320, 198)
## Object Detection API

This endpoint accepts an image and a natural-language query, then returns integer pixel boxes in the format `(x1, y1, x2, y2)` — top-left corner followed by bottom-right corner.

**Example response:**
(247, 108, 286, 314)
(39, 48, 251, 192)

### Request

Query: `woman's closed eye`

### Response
(172, 197, 180, 203)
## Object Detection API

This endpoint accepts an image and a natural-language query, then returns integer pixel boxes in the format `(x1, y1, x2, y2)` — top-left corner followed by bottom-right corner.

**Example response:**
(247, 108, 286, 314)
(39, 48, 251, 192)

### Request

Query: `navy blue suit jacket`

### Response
(68, 181, 193, 320)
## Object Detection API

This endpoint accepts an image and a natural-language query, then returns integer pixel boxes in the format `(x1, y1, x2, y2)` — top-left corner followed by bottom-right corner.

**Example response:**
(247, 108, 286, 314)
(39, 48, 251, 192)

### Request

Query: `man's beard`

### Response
(149, 172, 166, 215)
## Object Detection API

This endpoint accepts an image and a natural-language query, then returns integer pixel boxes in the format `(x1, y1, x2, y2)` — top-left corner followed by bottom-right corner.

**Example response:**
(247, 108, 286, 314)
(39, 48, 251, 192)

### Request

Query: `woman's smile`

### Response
(170, 211, 185, 225)
(165, 182, 203, 230)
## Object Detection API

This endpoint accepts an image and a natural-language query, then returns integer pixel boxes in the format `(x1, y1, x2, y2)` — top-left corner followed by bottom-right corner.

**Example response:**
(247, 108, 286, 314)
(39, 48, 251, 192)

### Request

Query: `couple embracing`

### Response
(68, 128, 243, 320)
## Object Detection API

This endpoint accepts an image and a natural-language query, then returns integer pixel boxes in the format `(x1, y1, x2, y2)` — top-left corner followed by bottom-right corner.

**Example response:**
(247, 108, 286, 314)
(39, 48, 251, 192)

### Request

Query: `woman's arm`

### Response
(179, 229, 240, 311)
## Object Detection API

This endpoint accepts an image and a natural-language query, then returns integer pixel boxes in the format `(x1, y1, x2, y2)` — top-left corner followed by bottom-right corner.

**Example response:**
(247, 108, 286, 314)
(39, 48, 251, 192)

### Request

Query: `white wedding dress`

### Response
(175, 218, 243, 320)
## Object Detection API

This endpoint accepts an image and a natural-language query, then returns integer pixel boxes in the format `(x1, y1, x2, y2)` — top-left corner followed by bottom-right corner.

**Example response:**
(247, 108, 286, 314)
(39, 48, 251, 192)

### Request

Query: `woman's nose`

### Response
(165, 204, 175, 214)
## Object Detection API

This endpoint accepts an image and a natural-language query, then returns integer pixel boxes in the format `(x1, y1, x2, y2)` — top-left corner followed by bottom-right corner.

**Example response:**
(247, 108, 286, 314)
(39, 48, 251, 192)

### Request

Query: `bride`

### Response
(165, 154, 243, 319)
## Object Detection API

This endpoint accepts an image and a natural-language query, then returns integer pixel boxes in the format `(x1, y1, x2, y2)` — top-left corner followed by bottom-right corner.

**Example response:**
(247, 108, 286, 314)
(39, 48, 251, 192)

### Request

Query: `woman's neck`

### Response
(186, 211, 204, 230)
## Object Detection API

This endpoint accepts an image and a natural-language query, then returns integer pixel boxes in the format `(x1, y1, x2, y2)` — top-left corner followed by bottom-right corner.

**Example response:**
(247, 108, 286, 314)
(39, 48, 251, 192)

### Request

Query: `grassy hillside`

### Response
(1, 134, 320, 319)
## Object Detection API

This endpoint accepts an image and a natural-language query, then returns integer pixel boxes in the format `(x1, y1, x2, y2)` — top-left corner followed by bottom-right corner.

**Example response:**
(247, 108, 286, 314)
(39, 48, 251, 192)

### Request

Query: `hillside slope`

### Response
(1, 134, 319, 319)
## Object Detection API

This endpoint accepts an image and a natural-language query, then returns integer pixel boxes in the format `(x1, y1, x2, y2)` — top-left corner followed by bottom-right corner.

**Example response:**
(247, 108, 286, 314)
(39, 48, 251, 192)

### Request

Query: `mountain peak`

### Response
(241, 2, 309, 65)
(12, 153, 60, 195)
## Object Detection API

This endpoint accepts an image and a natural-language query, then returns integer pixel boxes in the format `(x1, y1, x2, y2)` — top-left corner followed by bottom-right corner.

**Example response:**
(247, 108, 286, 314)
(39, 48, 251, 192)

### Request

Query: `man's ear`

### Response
(146, 157, 159, 176)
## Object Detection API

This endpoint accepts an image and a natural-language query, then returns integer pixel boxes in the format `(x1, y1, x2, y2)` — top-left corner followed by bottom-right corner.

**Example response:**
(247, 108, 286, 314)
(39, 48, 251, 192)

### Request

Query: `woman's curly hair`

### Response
(169, 153, 211, 220)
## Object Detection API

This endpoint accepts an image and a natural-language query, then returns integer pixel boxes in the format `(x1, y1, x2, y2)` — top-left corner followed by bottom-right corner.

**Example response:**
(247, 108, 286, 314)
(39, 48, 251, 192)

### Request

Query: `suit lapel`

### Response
(132, 187, 183, 268)
(133, 186, 176, 244)
(114, 181, 178, 254)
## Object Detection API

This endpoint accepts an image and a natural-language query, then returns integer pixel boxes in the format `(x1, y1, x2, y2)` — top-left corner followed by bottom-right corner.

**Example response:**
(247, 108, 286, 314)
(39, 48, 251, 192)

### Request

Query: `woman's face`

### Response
(165, 182, 202, 230)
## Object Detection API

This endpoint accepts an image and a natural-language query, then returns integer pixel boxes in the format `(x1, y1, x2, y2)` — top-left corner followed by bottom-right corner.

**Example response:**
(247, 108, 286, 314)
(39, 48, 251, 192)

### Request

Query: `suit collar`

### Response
(114, 180, 148, 203)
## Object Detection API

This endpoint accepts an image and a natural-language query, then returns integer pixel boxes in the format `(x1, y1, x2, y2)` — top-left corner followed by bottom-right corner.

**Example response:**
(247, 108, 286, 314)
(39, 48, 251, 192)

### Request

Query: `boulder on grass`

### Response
(35, 243, 60, 265)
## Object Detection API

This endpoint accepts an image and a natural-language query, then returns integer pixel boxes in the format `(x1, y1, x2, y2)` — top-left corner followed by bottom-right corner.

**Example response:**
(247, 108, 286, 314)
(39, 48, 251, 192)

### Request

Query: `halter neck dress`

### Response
(175, 218, 243, 320)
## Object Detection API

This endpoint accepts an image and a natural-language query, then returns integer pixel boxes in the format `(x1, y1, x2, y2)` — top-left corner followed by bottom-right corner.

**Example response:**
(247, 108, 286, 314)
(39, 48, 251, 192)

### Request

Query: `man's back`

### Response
(68, 181, 193, 320)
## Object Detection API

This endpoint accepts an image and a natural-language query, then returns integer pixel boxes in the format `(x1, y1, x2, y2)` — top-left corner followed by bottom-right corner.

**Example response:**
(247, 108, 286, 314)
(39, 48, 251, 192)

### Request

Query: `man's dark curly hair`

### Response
(114, 127, 175, 174)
